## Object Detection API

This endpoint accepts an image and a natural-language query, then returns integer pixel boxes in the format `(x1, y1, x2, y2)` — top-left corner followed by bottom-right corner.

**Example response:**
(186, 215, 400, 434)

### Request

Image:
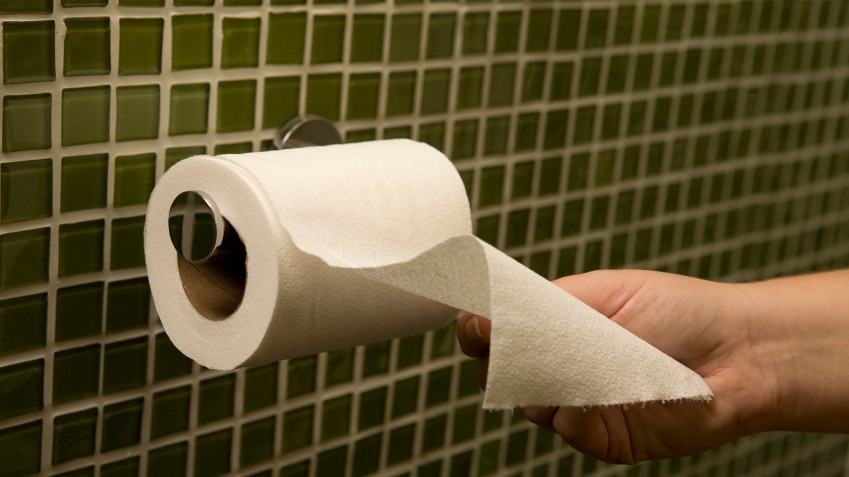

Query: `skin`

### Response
(457, 269, 849, 464)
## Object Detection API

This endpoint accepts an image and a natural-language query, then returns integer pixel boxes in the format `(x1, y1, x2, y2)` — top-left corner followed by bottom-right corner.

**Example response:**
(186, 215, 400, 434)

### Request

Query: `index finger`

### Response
(457, 313, 492, 358)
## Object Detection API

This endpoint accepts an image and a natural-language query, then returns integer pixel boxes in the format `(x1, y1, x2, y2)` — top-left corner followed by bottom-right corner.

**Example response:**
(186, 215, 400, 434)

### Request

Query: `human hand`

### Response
(457, 269, 780, 464)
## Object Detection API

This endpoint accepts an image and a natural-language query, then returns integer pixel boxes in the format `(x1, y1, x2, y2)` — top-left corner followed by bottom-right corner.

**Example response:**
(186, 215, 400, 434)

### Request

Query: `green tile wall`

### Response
(2, 2, 849, 477)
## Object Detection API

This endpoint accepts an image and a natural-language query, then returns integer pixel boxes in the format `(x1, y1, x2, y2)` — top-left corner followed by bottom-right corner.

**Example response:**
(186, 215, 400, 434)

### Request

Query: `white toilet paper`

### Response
(145, 139, 712, 409)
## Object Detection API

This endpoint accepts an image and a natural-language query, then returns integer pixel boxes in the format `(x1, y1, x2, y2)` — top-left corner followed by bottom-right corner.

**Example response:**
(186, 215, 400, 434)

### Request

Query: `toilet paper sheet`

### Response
(145, 139, 712, 409)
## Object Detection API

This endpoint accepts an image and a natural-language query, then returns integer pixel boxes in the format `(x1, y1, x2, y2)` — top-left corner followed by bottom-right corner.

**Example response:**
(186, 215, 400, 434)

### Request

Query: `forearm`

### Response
(739, 269, 849, 433)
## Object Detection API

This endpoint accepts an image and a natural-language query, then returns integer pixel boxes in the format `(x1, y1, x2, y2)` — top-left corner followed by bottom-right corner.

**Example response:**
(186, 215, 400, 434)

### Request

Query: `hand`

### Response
(457, 269, 781, 464)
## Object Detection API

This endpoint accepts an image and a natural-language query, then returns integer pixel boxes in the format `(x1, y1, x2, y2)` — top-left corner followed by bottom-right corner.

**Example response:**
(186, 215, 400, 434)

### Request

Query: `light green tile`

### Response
(222, 17, 260, 68)
(116, 85, 160, 141)
(3, 94, 52, 152)
(62, 86, 110, 146)
(217, 79, 257, 132)
(119, 18, 163, 75)
(172, 14, 213, 70)
(169, 83, 209, 136)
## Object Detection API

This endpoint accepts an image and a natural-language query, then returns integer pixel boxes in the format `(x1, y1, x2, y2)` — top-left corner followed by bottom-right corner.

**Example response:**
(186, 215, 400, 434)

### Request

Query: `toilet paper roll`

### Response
(145, 139, 712, 409)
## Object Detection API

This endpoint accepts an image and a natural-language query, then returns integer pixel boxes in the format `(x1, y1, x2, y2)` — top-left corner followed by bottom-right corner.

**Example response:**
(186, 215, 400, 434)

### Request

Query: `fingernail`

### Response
(465, 315, 482, 341)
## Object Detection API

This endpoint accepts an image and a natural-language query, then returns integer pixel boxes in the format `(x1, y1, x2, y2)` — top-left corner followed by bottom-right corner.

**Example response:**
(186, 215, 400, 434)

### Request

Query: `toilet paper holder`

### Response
(169, 115, 341, 264)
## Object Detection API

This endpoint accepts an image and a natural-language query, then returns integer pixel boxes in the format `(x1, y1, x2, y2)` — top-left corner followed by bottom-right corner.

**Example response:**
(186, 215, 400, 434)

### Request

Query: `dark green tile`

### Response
(521, 61, 546, 103)
(58, 220, 104, 278)
(262, 75, 299, 129)
(549, 62, 573, 101)
(526, 9, 552, 52)
(55, 283, 102, 342)
(103, 336, 148, 394)
(488, 63, 516, 107)
(578, 56, 602, 97)
(427, 13, 456, 58)
(172, 14, 213, 70)
(170, 83, 209, 136)
(110, 215, 145, 270)
(151, 385, 191, 439)
(421, 69, 451, 115)
(425, 366, 452, 407)
(555, 9, 581, 51)
(1, 0, 52, 13)
(64, 17, 110, 76)
(53, 408, 97, 465)
(0, 420, 41, 476)
(286, 355, 316, 398)
(452, 403, 477, 444)
(119, 18, 163, 75)
(418, 122, 445, 151)
(195, 429, 232, 477)
(452, 119, 478, 160)
(561, 198, 584, 237)
(101, 457, 140, 477)
(633, 53, 654, 91)
(478, 166, 504, 207)
(479, 440, 501, 475)
(305, 74, 341, 121)
(317, 445, 348, 476)
(538, 156, 562, 196)
(495, 11, 521, 53)
(572, 105, 596, 145)
(430, 321, 456, 360)
(484, 116, 509, 156)
(386, 71, 416, 117)
(511, 161, 534, 200)
(62, 86, 109, 146)
(514, 112, 538, 152)
(3, 93, 51, 152)
(114, 153, 155, 207)
(325, 348, 354, 388)
(120, 0, 164, 5)
(358, 386, 387, 431)
(353, 433, 382, 477)
(148, 442, 188, 477)
(534, 206, 555, 243)
(462, 12, 489, 55)
(422, 414, 446, 455)
(267, 12, 305, 65)
(116, 85, 160, 141)
(240, 416, 275, 468)
(691, 3, 709, 36)
(585, 9, 609, 49)
(2, 20, 55, 84)
(279, 460, 310, 477)
(106, 277, 150, 333)
(0, 227, 49, 291)
(544, 109, 569, 150)
(387, 424, 415, 465)
(321, 394, 352, 441)
(311, 15, 345, 64)
(63, 0, 108, 4)
(244, 363, 278, 413)
(61, 154, 107, 213)
(1, 159, 52, 224)
(351, 14, 385, 63)
(506, 430, 529, 466)
(362, 341, 390, 378)
(396, 334, 423, 369)
(198, 374, 236, 425)
(640, 4, 661, 43)
(482, 410, 503, 432)
(606, 54, 629, 93)
(347, 73, 380, 120)
(613, 5, 635, 44)
(166, 146, 205, 170)
(0, 359, 43, 420)
(666, 4, 686, 40)
(154, 332, 193, 382)
(221, 17, 259, 68)
(451, 450, 473, 476)
(601, 103, 622, 140)
(627, 100, 647, 136)
(476, 214, 500, 246)
(346, 128, 376, 143)
(683, 48, 702, 83)
(217, 79, 256, 132)
(390, 14, 421, 62)
(282, 405, 314, 454)
(659, 52, 678, 86)
(102, 398, 143, 452)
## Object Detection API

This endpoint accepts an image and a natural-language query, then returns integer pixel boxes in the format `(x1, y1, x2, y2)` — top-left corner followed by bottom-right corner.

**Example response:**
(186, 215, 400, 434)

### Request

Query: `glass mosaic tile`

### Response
(64, 17, 110, 77)
(171, 14, 213, 70)
(62, 86, 110, 146)
(3, 21, 55, 85)
(0, 420, 42, 476)
(0, 359, 43, 420)
(195, 429, 232, 477)
(222, 17, 260, 69)
(2, 94, 51, 153)
(1, 159, 52, 224)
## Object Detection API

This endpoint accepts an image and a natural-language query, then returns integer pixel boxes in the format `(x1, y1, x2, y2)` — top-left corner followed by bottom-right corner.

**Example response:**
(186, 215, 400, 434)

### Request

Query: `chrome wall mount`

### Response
(169, 115, 341, 265)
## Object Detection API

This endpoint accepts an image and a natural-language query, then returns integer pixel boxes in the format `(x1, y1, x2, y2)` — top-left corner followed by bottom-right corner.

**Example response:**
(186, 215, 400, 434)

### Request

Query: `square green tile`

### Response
(478, 166, 504, 206)
(425, 366, 452, 407)
(456, 67, 483, 110)
(452, 404, 477, 444)
(106, 277, 150, 333)
(391, 376, 419, 418)
(198, 374, 236, 425)
(1, 0, 52, 13)
(555, 9, 580, 51)
(61, 153, 107, 213)
(639, 4, 661, 43)
(305, 74, 341, 121)
(262, 76, 299, 130)
(633, 53, 654, 91)
(154, 332, 193, 382)
(396, 334, 423, 369)
(64, 17, 110, 76)
(476, 214, 499, 246)
(267, 12, 305, 65)
(55, 282, 102, 342)
(53, 408, 97, 465)
(282, 405, 314, 454)
(351, 14, 385, 63)
(166, 146, 205, 170)
(240, 416, 276, 468)
(63, 0, 108, 5)
(538, 156, 562, 196)
(427, 13, 456, 58)
(110, 215, 145, 270)
(321, 394, 352, 441)
(311, 15, 345, 64)
(3, 21, 55, 84)
(578, 56, 602, 97)
(102, 398, 143, 452)
(420, 69, 450, 115)
(169, 83, 209, 136)
(172, 14, 213, 70)
(347, 73, 380, 120)
(119, 18, 163, 75)
(561, 198, 584, 237)
(0, 359, 43, 420)
(526, 9, 552, 52)
(549, 62, 573, 101)
(362, 341, 390, 378)
(3, 93, 51, 152)
(286, 355, 316, 398)
(358, 386, 387, 431)
(521, 61, 546, 103)
(666, 4, 686, 40)
(325, 348, 354, 388)
(0, 228, 49, 291)
(418, 122, 445, 151)
(1, 159, 52, 224)
(58, 220, 104, 278)
(511, 161, 534, 199)
(217, 79, 257, 132)
(151, 385, 191, 439)
(113, 153, 155, 207)
(488, 63, 516, 107)
(514, 112, 538, 152)
(353, 433, 382, 477)
(691, 3, 709, 36)
(495, 11, 521, 53)
(222, 18, 259, 68)
(462, 12, 489, 55)
(386, 71, 416, 117)
(452, 119, 478, 160)
(317, 445, 348, 476)
(389, 14, 421, 62)
(120, 0, 164, 5)
(0, 420, 41, 476)
(62, 86, 110, 146)
(484, 116, 509, 156)
(243, 362, 278, 413)
(195, 429, 232, 477)
(387, 424, 415, 465)
(116, 85, 160, 141)
(148, 442, 188, 477)
(534, 206, 556, 243)
(613, 5, 635, 44)
(101, 457, 139, 477)
(544, 109, 569, 150)
(627, 100, 647, 136)
(279, 460, 310, 477)
(585, 9, 609, 49)
(103, 336, 148, 394)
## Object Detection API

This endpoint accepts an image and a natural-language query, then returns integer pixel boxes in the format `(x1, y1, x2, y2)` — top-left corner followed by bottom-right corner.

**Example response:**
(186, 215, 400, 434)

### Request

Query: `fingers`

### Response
(457, 313, 492, 358)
